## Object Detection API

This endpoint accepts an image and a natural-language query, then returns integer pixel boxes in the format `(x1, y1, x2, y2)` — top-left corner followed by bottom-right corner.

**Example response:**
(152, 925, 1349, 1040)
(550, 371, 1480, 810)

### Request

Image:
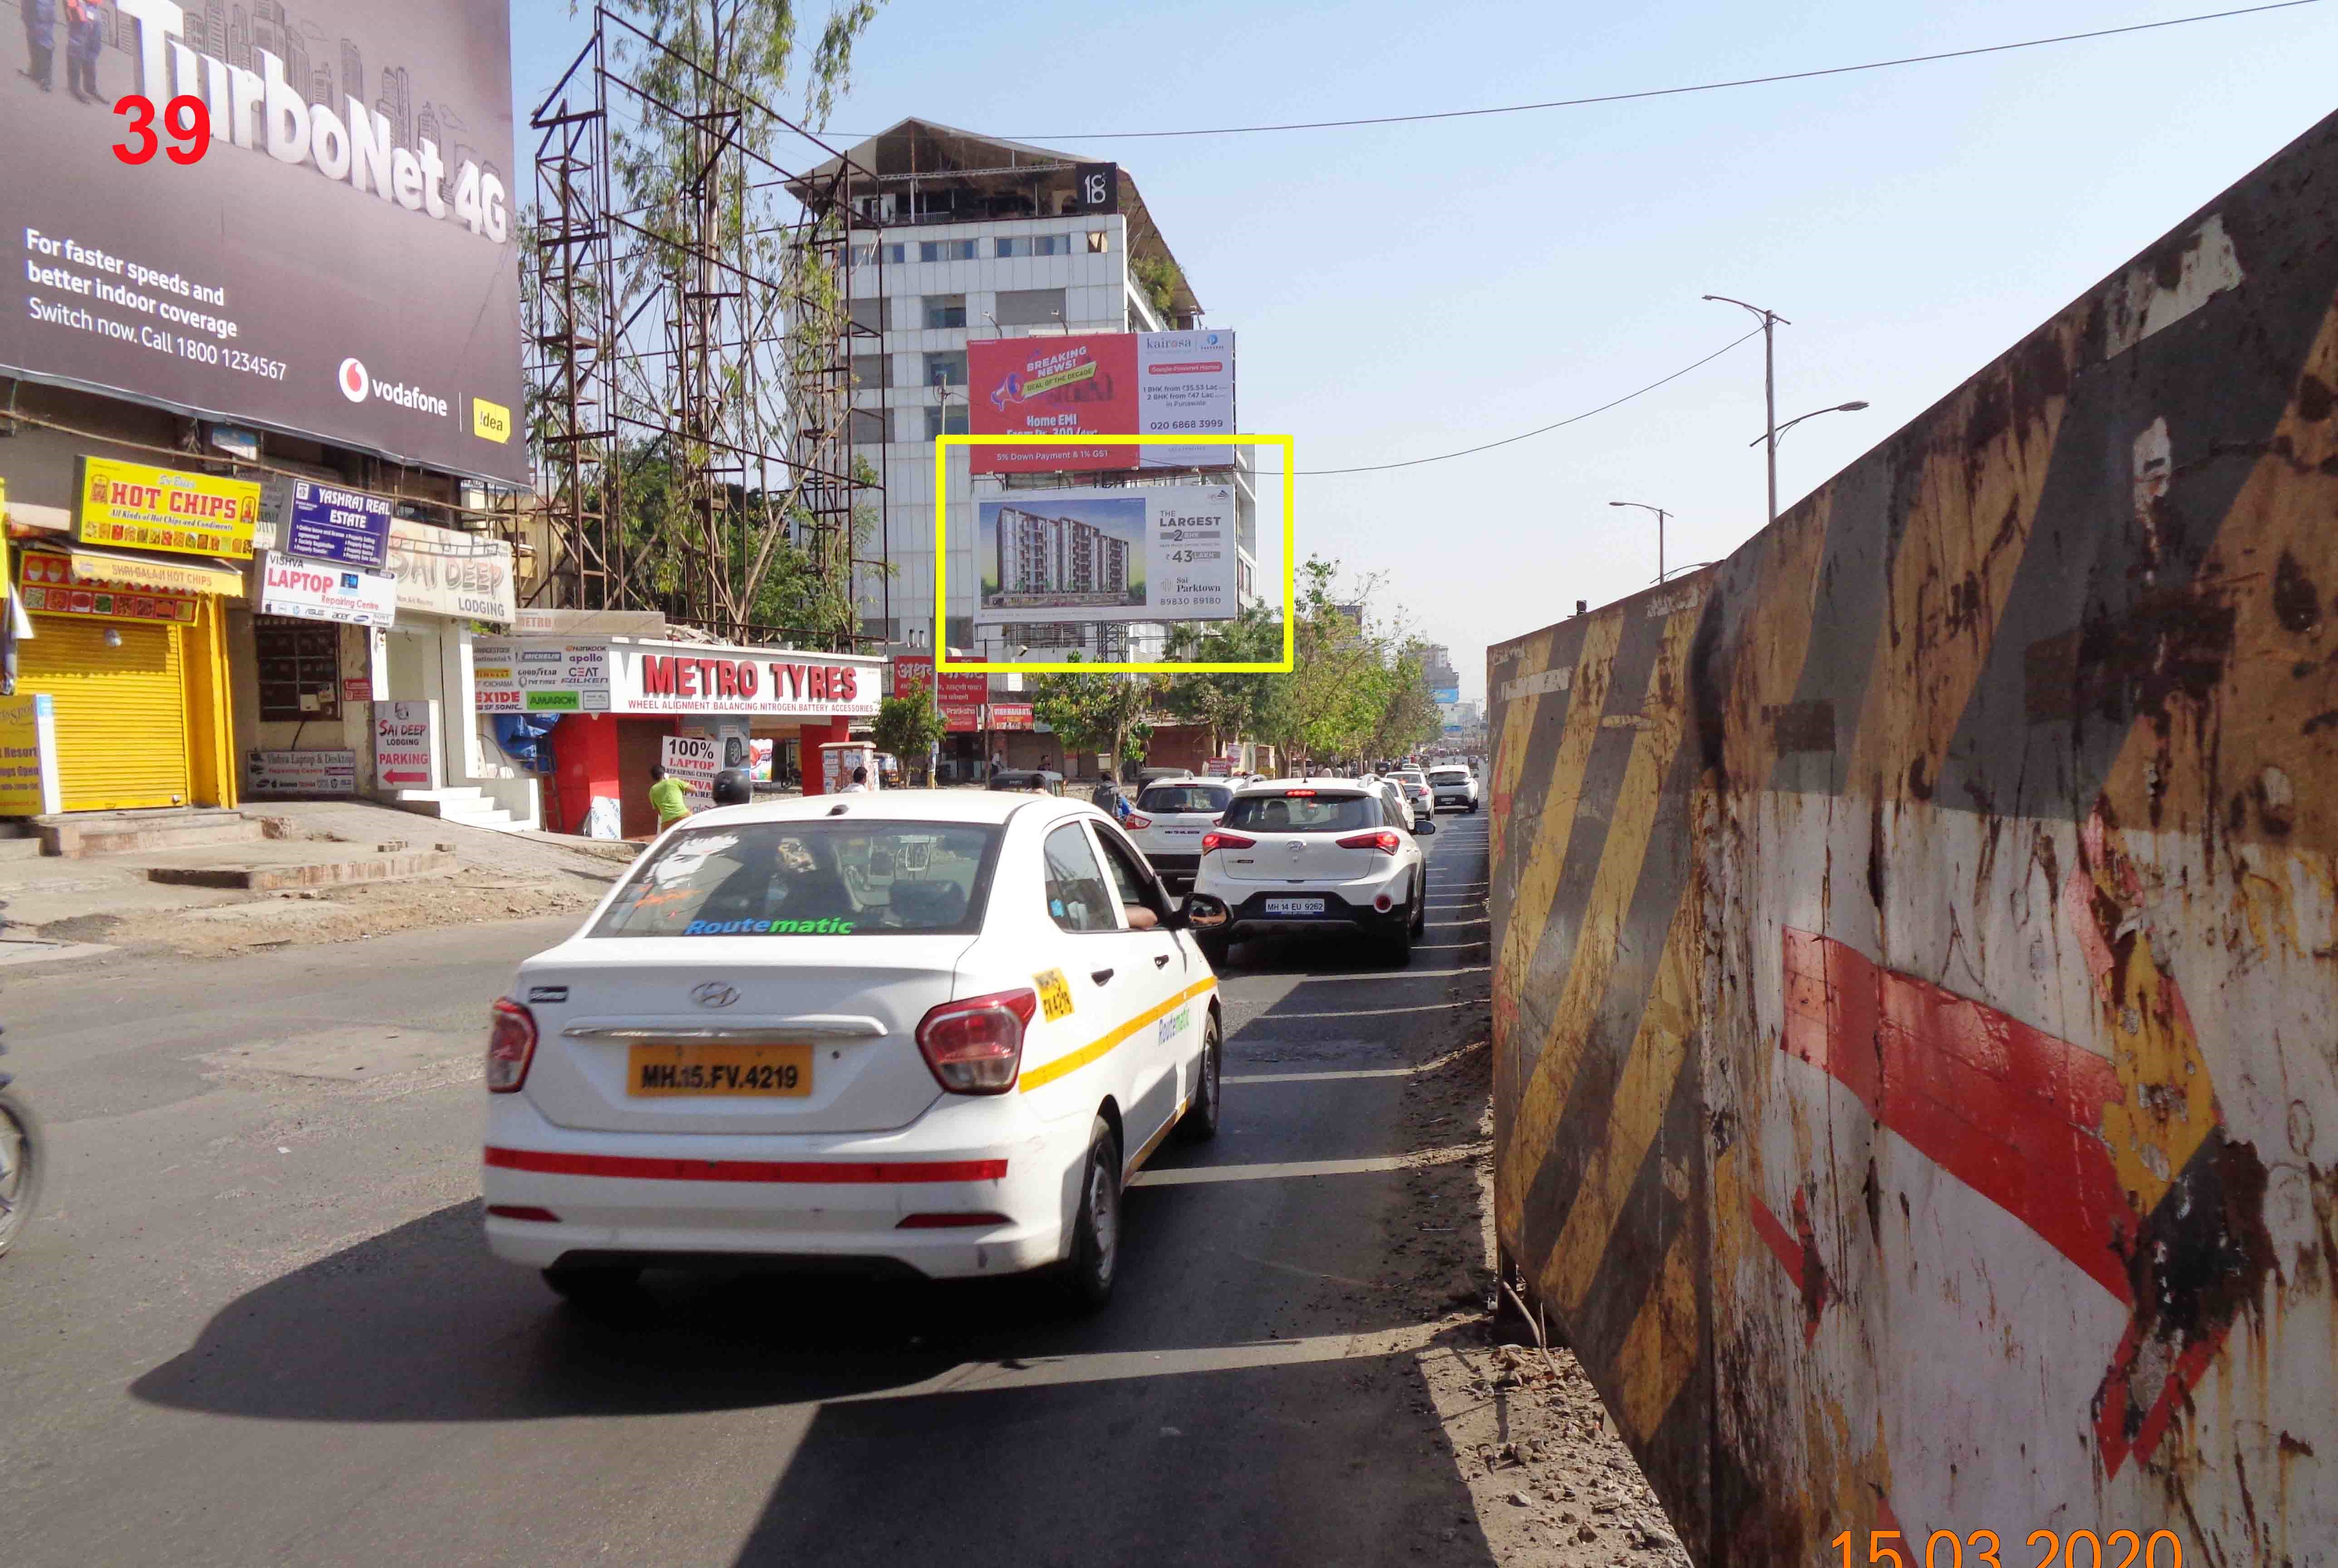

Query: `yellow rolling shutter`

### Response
(18, 616, 192, 810)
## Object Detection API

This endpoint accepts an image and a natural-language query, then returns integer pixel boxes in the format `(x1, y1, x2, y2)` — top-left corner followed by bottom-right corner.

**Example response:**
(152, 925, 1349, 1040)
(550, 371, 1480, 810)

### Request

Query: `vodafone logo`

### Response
(338, 357, 370, 403)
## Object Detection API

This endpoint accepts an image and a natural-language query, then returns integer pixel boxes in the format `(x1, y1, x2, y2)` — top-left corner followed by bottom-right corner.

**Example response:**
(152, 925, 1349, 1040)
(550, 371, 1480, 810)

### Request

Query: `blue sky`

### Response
(510, 0, 2338, 701)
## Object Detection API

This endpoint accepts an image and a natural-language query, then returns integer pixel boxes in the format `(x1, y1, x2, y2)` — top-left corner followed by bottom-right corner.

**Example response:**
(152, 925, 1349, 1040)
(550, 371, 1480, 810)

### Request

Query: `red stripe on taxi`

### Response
(484, 1147, 1006, 1184)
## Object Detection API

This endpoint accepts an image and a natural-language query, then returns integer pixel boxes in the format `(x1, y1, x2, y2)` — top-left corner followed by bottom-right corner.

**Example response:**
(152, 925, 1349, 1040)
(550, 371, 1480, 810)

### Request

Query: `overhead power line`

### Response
(1286, 329, 1763, 477)
(982, 2, 2315, 140)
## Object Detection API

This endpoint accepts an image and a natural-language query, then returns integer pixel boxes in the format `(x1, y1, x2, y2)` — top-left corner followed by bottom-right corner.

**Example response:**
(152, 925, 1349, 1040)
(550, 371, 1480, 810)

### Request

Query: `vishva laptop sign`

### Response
(0, 0, 526, 485)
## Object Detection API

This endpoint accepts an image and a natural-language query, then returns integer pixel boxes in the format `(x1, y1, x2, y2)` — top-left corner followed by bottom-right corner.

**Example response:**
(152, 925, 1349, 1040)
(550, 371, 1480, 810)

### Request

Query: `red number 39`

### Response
(112, 94, 211, 166)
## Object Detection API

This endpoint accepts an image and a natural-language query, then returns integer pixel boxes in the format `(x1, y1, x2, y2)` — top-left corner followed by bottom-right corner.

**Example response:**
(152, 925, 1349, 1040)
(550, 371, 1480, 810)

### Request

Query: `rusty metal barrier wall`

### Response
(1489, 109, 2338, 1566)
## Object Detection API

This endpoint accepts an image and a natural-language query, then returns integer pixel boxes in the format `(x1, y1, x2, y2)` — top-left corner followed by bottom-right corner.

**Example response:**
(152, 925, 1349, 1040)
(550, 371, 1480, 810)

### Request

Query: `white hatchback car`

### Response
(1427, 764, 1478, 813)
(1185, 778, 1430, 967)
(481, 792, 1221, 1311)
(1122, 777, 1236, 890)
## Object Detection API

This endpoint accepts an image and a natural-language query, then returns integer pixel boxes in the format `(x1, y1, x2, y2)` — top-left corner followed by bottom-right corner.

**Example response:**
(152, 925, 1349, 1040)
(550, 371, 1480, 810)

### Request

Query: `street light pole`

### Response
(1608, 500, 1670, 583)
(1703, 295, 1788, 526)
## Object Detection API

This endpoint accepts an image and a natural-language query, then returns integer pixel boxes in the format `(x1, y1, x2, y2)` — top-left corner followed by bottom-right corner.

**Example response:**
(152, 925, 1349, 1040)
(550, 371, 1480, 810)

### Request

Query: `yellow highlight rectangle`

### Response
(933, 433, 1295, 675)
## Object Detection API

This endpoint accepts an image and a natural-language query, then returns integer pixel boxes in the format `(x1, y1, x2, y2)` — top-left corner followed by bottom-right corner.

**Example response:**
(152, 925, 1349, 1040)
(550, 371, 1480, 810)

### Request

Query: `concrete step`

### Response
(396, 787, 484, 805)
(42, 811, 267, 859)
(144, 848, 458, 892)
(443, 807, 516, 830)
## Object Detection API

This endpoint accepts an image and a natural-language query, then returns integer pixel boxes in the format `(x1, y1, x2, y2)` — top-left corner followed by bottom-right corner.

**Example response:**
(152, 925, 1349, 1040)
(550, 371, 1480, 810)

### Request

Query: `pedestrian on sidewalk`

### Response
(648, 763, 691, 832)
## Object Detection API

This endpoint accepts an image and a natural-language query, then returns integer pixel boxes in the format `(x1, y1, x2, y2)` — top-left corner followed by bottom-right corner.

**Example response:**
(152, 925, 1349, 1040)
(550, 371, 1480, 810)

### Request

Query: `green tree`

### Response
(1369, 640, 1442, 760)
(1160, 602, 1282, 740)
(874, 694, 946, 784)
(1031, 656, 1158, 778)
(1255, 558, 1391, 769)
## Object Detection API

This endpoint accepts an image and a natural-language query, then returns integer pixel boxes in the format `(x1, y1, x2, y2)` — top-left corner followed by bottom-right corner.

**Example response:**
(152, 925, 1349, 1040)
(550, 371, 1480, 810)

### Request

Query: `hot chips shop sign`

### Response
(75, 456, 259, 559)
(17, 550, 196, 623)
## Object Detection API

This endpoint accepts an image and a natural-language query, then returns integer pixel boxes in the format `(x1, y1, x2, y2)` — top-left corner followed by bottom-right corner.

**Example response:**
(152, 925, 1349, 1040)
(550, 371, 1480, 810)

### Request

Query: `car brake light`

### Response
(916, 988, 1038, 1094)
(486, 997, 537, 1093)
(1201, 830, 1256, 854)
(1124, 813, 1153, 829)
(898, 1211, 1012, 1229)
(487, 1204, 561, 1222)
(1338, 830, 1404, 854)
(1285, 788, 1317, 797)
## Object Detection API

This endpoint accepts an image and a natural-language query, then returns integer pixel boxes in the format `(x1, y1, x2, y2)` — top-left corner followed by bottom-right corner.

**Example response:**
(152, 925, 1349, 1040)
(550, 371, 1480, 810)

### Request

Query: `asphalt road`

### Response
(3, 809, 1497, 1568)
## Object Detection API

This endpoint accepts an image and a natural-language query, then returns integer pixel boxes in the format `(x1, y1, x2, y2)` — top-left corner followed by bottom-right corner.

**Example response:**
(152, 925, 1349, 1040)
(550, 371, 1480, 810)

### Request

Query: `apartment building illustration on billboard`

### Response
(984, 497, 1144, 612)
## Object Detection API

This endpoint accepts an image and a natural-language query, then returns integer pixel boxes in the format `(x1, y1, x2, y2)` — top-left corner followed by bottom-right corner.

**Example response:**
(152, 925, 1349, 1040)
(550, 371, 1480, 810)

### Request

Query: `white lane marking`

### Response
(830, 1322, 1453, 1404)
(1290, 965, 1488, 982)
(1133, 1143, 1488, 1186)
(1226, 1067, 1420, 1083)
(1236, 1000, 1478, 1019)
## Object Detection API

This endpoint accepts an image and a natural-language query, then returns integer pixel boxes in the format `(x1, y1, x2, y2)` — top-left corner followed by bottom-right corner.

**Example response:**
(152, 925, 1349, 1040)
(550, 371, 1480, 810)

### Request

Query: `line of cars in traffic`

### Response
(478, 758, 1481, 1312)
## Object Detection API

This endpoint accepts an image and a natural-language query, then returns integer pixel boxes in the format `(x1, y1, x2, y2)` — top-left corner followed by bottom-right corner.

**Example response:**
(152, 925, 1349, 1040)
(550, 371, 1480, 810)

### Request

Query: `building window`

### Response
(1086, 230, 1109, 254)
(255, 618, 342, 722)
(850, 353, 887, 389)
(922, 404, 970, 440)
(918, 239, 977, 263)
(995, 235, 1071, 258)
(921, 350, 967, 388)
(993, 288, 1066, 328)
(922, 294, 967, 330)
(851, 241, 906, 265)
(848, 297, 884, 333)
(850, 407, 888, 445)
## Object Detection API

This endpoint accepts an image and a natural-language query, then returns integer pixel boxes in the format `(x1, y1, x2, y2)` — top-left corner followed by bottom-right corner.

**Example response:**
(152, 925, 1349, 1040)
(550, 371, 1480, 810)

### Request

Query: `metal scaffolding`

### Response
(521, 3, 885, 649)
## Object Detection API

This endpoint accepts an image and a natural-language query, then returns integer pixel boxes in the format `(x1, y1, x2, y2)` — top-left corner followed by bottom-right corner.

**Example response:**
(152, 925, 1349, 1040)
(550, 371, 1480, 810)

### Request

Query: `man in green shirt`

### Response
(647, 764, 690, 833)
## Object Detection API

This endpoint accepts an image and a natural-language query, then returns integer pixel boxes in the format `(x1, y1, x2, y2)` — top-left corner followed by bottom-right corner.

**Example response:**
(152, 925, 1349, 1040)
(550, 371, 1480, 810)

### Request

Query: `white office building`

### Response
(796, 119, 1258, 662)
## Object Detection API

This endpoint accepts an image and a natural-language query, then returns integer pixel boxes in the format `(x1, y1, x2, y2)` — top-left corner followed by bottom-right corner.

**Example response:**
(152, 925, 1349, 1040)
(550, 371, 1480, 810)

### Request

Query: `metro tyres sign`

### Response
(472, 637, 879, 719)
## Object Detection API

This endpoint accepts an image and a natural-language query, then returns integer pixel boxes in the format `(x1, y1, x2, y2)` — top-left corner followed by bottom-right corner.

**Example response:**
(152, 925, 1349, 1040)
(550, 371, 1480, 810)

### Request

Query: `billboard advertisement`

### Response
(968, 330, 1234, 473)
(975, 483, 1237, 629)
(1, 0, 526, 485)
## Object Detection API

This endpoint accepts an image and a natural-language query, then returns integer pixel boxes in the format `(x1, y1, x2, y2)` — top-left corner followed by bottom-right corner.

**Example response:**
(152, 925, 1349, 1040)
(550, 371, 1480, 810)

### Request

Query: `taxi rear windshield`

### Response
(593, 822, 1002, 937)
(1429, 769, 1470, 783)
(1138, 784, 1232, 814)
(1220, 793, 1380, 833)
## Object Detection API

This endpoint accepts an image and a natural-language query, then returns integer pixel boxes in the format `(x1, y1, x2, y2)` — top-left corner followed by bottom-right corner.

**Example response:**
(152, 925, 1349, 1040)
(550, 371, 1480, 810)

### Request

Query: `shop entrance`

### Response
(615, 718, 668, 838)
(18, 616, 191, 810)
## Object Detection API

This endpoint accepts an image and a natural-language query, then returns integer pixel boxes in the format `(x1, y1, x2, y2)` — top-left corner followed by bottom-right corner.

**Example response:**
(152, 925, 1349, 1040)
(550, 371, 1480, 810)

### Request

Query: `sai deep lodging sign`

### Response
(0, 0, 525, 486)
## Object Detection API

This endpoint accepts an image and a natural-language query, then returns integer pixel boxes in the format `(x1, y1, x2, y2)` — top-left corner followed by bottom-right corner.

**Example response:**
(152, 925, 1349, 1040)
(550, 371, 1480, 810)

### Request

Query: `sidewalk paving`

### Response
(0, 800, 640, 962)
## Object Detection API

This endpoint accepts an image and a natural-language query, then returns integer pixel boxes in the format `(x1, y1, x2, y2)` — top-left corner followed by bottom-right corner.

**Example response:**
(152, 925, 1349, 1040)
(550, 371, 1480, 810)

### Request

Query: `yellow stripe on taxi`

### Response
(1019, 977, 1218, 1093)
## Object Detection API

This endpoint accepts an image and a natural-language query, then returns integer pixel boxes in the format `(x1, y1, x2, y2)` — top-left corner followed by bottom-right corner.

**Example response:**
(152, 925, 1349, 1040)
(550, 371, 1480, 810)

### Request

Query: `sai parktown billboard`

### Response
(1, 0, 526, 485)
(974, 483, 1237, 629)
(968, 330, 1234, 474)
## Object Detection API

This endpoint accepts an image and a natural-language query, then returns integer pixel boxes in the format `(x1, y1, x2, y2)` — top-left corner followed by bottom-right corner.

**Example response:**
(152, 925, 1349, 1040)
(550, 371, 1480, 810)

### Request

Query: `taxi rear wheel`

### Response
(541, 1264, 642, 1305)
(1177, 1013, 1223, 1143)
(1409, 879, 1427, 937)
(1058, 1115, 1122, 1313)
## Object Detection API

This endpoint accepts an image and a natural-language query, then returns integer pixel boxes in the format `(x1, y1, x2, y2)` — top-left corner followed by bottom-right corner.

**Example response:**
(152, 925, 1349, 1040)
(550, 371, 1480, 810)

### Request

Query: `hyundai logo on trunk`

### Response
(691, 982, 739, 1009)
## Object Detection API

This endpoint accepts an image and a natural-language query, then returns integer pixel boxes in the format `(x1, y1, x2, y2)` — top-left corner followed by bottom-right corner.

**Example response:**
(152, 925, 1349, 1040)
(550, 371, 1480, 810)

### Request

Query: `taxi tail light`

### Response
(487, 1204, 561, 1223)
(1201, 830, 1255, 855)
(486, 998, 538, 1093)
(916, 987, 1037, 1095)
(898, 1211, 1012, 1229)
(1338, 830, 1405, 855)
(1123, 813, 1153, 829)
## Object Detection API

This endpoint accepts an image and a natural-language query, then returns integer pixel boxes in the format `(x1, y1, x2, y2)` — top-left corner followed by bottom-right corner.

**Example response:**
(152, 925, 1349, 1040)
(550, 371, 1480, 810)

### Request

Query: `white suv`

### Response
(1186, 778, 1431, 966)
(1427, 764, 1478, 813)
(1123, 777, 1236, 890)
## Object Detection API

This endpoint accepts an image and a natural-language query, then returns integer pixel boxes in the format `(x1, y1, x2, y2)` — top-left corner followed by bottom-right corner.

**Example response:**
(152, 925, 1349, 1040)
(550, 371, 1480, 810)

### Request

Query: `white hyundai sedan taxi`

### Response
(481, 792, 1221, 1311)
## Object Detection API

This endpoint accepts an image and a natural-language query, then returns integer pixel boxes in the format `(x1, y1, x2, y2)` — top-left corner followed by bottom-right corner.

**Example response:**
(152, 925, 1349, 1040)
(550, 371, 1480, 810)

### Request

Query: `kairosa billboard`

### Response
(0, 0, 526, 485)
(976, 483, 1237, 629)
(968, 330, 1235, 473)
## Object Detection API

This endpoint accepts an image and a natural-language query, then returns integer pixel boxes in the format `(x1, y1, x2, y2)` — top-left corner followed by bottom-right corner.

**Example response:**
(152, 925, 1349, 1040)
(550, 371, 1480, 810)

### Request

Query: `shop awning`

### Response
(45, 542, 246, 598)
